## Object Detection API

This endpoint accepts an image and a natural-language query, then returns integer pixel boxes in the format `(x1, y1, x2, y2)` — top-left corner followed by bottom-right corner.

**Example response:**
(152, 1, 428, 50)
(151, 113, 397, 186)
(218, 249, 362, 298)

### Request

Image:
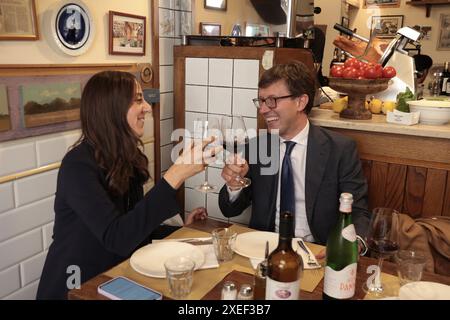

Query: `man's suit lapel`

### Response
(305, 124, 330, 222)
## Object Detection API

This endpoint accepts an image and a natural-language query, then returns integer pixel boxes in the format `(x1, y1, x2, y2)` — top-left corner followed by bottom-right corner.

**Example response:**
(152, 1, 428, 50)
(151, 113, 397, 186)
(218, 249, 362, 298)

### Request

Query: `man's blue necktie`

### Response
(280, 141, 296, 216)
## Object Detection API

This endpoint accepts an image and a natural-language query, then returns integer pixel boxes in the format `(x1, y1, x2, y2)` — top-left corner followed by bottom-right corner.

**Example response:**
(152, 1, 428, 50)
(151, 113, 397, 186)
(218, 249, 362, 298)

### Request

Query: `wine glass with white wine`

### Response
(193, 117, 221, 193)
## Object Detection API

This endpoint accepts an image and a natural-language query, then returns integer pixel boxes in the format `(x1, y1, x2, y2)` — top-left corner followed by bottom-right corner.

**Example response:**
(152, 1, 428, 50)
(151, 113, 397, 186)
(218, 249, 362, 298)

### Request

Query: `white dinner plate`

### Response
(399, 281, 450, 300)
(234, 231, 301, 259)
(130, 242, 205, 278)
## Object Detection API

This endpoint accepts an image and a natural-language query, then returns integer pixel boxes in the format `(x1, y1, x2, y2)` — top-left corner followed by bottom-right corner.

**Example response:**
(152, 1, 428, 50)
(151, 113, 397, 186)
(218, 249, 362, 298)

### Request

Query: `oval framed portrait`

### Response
(51, 1, 94, 56)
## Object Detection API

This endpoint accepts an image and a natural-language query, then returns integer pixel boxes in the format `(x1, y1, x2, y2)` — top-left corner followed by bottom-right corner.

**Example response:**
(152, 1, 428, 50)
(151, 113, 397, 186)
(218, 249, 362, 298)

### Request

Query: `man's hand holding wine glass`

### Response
(221, 154, 249, 191)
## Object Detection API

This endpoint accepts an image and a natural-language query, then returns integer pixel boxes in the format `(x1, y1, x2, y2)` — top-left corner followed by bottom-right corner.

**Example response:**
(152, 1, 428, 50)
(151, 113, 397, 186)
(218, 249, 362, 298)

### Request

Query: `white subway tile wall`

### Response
(160, 119, 174, 146)
(0, 183, 14, 213)
(36, 133, 79, 167)
(20, 251, 46, 286)
(183, 58, 259, 225)
(0, 197, 55, 242)
(13, 170, 57, 207)
(0, 265, 20, 298)
(160, 93, 174, 120)
(0, 228, 42, 271)
(42, 222, 54, 251)
(0, 143, 36, 177)
(158, 2, 192, 182)
(4, 280, 39, 300)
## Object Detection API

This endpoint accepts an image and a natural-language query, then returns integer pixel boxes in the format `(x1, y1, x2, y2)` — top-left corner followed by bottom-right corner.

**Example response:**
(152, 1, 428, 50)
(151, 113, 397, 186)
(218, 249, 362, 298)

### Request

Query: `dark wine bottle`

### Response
(323, 193, 358, 300)
(265, 211, 302, 300)
(441, 62, 450, 96)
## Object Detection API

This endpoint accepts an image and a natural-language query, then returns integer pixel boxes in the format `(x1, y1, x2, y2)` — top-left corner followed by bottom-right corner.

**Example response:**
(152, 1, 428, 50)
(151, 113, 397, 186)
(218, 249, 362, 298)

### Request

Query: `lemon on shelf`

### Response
(369, 98, 382, 114)
(382, 101, 396, 114)
(332, 96, 348, 113)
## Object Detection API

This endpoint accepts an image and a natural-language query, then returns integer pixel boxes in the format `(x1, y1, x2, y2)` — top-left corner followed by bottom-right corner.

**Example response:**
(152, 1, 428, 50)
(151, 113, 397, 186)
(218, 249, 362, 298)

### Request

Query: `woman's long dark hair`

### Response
(76, 71, 149, 195)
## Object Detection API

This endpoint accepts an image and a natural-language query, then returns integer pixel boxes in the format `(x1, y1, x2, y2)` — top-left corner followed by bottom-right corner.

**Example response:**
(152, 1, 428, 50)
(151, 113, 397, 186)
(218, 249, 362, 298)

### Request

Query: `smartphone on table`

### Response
(97, 276, 163, 300)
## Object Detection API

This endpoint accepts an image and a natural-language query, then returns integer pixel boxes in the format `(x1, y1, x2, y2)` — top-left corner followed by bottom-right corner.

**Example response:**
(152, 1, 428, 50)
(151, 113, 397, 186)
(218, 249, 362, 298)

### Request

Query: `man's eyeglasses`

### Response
(252, 95, 295, 109)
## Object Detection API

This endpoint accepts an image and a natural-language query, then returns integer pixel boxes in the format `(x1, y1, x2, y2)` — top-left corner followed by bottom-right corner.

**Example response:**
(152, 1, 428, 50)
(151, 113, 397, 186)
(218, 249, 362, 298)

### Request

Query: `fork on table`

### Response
(297, 240, 322, 269)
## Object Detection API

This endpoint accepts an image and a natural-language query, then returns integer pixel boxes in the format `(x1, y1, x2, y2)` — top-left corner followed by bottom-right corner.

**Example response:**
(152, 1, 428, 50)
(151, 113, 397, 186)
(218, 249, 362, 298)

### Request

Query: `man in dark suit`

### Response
(218, 61, 370, 247)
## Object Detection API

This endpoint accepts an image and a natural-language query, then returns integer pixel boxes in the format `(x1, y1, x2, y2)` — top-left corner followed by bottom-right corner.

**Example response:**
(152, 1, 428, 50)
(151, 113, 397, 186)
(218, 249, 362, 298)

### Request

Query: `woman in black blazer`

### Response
(36, 71, 220, 299)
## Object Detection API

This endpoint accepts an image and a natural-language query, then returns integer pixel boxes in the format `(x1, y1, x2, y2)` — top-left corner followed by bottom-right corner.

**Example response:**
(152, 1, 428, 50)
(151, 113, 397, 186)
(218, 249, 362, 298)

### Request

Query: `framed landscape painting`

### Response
(20, 82, 81, 128)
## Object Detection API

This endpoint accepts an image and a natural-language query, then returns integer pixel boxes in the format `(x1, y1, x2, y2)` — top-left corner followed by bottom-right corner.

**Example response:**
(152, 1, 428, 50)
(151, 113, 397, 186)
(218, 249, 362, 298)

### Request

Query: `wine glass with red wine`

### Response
(221, 116, 251, 189)
(363, 207, 400, 297)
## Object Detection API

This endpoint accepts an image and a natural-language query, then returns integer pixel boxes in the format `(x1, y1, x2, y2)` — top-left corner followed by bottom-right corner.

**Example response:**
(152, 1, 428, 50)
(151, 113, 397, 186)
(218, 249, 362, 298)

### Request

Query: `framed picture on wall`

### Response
(0, 0, 39, 40)
(363, 0, 400, 8)
(204, 0, 227, 11)
(109, 11, 146, 56)
(51, 1, 95, 56)
(437, 14, 450, 51)
(370, 15, 404, 38)
(200, 23, 221, 36)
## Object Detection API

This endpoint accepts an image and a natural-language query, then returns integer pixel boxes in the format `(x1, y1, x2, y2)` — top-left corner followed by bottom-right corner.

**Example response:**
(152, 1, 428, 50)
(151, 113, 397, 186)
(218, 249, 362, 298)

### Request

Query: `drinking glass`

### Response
(363, 207, 400, 297)
(193, 118, 221, 193)
(164, 256, 195, 299)
(221, 116, 251, 189)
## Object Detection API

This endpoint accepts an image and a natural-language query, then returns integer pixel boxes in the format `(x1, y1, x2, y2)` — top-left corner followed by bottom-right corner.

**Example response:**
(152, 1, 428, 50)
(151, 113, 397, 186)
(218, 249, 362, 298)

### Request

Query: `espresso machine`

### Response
(334, 24, 422, 101)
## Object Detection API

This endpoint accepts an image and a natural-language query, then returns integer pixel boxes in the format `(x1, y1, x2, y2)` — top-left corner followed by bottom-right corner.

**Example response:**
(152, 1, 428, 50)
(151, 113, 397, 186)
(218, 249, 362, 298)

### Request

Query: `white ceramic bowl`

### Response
(407, 100, 450, 125)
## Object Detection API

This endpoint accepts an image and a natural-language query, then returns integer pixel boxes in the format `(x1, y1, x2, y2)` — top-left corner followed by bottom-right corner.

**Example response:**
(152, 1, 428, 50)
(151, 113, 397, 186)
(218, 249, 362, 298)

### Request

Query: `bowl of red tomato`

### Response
(330, 57, 397, 80)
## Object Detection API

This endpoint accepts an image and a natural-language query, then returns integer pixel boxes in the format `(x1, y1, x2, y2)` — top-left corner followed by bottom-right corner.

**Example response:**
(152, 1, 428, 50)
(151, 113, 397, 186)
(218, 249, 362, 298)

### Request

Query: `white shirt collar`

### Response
(280, 119, 309, 146)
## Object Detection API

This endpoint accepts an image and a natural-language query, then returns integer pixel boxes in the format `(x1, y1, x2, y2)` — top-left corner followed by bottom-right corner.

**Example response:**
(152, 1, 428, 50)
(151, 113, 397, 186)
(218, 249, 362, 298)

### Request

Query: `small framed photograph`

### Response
(200, 23, 221, 36)
(364, 0, 400, 8)
(109, 11, 146, 56)
(204, 0, 226, 11)
(245, 23, 270, 37)
(437, 14, 450, 51)
(0, 0, 39, 40)
(370, 15, 404, 38)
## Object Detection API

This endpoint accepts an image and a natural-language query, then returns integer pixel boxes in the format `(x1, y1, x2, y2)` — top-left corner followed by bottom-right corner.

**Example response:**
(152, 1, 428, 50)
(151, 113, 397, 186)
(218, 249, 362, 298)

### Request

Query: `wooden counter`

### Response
(309, 108, 450, 219)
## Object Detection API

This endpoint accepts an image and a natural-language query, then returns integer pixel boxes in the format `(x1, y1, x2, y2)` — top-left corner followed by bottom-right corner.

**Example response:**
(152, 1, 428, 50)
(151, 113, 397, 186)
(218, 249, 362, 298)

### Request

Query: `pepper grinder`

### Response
(253, 241, 269, 300)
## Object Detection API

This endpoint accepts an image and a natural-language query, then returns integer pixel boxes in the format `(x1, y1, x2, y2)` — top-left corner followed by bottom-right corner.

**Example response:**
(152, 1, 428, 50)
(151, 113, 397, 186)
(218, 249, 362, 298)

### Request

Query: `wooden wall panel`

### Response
(368, 161, 388, 210)
(361, 159, 372, 187)
(403, 167, 427, 218)
(422, 169, 447, 217)
(442, 171, 450, 217)
(385, 164, 407, 213)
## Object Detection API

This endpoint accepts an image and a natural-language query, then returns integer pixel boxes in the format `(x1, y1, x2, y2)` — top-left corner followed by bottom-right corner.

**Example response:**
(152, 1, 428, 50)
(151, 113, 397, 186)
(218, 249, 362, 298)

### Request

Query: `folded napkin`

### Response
(249, 239, 320, 270)
(197, 244, 219, 269)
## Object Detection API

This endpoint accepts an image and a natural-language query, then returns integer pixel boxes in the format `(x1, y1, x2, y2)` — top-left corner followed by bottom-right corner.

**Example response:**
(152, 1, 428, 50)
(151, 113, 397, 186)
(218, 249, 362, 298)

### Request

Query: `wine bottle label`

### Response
(341, 224, 356, 242)
(265, 277, 300, 300)
(323, 263, 357, 299)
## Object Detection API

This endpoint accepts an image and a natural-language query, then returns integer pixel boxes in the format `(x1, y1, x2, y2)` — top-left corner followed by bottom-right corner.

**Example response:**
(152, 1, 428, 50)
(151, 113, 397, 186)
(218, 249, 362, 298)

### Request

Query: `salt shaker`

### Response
(237, 284, 254, 300)
(221, 281, 237, 300)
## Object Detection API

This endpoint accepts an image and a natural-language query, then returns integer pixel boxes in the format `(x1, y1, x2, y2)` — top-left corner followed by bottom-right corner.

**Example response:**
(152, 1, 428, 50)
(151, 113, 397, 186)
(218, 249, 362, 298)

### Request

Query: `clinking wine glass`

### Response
(363, 207, 400, 297)
(221, 116, 251, 189)
(194, 117, 221, 193)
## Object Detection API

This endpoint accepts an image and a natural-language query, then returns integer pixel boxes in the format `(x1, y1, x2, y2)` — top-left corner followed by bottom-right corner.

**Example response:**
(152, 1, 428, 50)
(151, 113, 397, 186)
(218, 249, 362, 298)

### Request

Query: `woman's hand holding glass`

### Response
(164, 137, 222, 190)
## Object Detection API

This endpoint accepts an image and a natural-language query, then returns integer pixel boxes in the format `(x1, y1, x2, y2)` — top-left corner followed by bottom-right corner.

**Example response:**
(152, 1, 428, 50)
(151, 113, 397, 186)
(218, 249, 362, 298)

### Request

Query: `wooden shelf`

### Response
(406, 0, 450, 17)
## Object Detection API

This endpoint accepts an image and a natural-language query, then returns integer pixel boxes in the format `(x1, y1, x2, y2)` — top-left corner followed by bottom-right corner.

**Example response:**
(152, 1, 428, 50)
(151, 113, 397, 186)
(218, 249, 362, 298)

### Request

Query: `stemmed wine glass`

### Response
(193, 117, 221, 193)
(363, 207, 400, 297)
(221, 116, 251, 189)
